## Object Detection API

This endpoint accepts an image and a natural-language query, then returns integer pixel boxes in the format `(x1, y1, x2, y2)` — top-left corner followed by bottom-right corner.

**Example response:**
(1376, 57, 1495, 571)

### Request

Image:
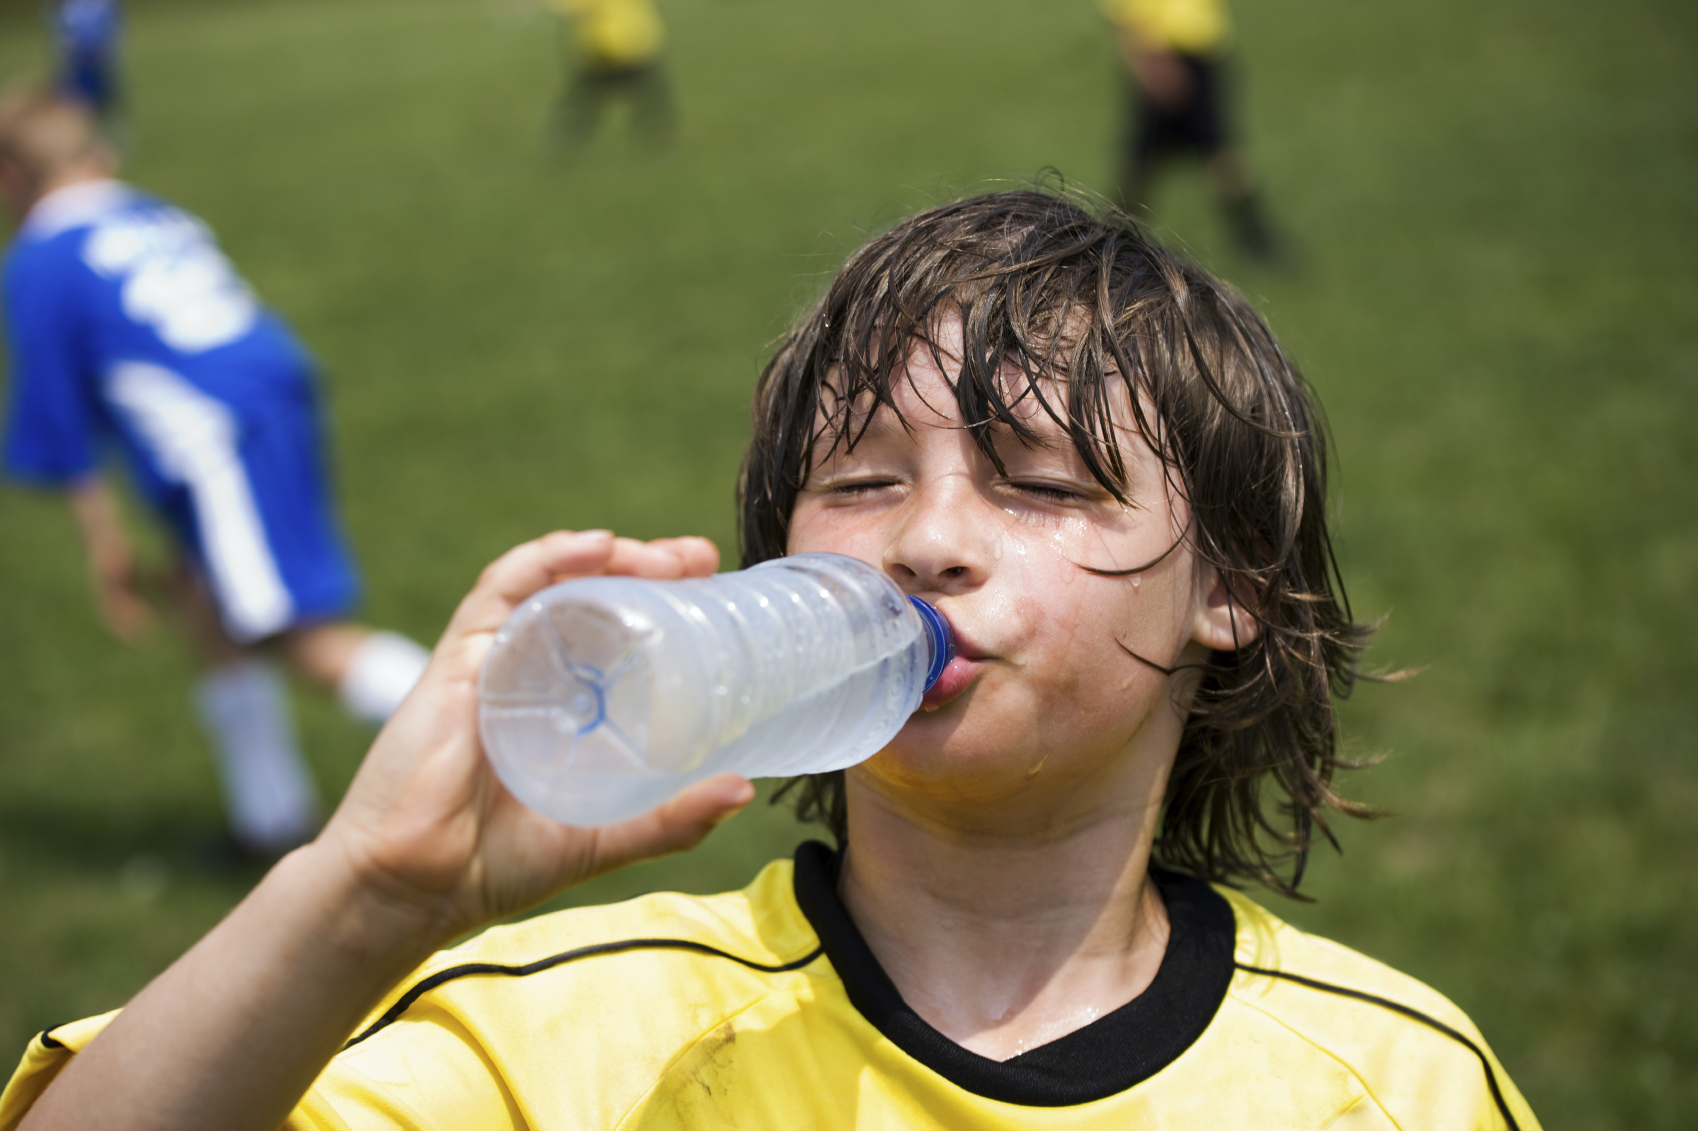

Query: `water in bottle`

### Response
(478, 553, 954, 826)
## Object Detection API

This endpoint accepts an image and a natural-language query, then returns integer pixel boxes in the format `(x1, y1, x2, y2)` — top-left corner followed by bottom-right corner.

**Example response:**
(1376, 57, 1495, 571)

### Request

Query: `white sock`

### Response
(193, 660, 319, 851)
(338, 630, 431, 725)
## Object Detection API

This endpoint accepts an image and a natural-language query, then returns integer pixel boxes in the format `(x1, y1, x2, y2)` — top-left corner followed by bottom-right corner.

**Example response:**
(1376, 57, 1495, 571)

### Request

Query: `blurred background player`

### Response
(1103, 0, 1281, 263)
(49, 0, 123, 132)
(548, 0, 675, 151)
(0, 89, 430, 857)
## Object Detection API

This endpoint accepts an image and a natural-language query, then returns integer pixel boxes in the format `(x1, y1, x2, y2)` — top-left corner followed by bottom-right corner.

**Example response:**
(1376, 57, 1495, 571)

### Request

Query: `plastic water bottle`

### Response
(477, 552, 954, 826)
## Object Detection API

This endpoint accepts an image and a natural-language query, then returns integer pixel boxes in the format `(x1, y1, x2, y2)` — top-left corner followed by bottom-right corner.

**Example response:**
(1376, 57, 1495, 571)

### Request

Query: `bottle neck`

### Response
(908, 597, 955, 693)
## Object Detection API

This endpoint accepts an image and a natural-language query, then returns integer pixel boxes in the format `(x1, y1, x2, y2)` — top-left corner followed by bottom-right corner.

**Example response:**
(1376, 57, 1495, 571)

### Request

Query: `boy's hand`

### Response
(313, 529, 754, 946)
(68, 475, 156, 645)
(88, 549, 156, 645)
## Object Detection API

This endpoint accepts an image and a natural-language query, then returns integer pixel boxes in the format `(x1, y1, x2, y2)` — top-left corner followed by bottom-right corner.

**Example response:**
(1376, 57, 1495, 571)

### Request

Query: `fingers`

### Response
(603, 535, 719, 580)
(441, 530, 614, 641)
(647, 536, 720, 577)
(589, 774, 756, 876)
(445, 532, 721, 644)
(479, 529, 614, 608)
(105, 596, 155, 646)
(94, 579, 155, 646)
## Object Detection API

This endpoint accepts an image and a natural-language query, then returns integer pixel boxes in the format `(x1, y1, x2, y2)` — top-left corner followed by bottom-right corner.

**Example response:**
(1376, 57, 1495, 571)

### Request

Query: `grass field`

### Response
(1, 0, 1694, 1123)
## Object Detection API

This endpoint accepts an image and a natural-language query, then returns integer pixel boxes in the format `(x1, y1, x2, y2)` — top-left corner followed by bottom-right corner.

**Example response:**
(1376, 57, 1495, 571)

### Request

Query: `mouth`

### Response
(920, 653, 983, 710)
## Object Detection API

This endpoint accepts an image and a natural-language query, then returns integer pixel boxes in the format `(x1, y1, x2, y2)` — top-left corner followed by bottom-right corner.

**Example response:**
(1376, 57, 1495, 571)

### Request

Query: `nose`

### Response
(882, 474, 993, 596)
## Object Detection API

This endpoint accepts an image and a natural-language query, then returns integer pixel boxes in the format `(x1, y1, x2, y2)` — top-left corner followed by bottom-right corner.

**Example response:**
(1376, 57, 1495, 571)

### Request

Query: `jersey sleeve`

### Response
(1220, 889, 1543, 1131)
(2, 244, 104, 487)
(0, 1012, 375, 1131)
(0, 1012, 119, 1131)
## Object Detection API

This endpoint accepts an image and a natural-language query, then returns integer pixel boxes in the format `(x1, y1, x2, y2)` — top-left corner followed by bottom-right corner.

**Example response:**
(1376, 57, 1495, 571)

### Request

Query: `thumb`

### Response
(589, 774, 756, 876)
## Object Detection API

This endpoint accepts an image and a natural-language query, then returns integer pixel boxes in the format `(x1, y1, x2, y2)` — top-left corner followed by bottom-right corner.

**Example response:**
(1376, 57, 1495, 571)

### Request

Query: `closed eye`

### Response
(825, 477, 900, 496)
(1008, 480, 1085, 503)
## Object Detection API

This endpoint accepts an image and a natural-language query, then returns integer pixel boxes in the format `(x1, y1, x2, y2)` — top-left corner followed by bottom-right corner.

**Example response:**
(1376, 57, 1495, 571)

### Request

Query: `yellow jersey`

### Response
(550, 0, 663, 70)
(1101, 0, 1231, 55)
(3, 843, 1541, 1130)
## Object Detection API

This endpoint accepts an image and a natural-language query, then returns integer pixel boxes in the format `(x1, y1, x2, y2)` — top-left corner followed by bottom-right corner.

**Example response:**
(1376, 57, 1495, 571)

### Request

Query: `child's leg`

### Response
(170, 563, 320, 852)
(1183, 58, 1283, 265)
(194, 657, 319, 853)
(1114, 75, 1165, 214)
(555, 67, 613, 148)
(1205, 149, 1280, 263)
(285, 622, 431, 726)
(627, 64, 676, 147)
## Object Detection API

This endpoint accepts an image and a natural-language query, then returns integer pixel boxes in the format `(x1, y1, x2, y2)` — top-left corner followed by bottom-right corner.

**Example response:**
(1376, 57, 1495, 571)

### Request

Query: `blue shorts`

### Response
(108, 361, 361, 643)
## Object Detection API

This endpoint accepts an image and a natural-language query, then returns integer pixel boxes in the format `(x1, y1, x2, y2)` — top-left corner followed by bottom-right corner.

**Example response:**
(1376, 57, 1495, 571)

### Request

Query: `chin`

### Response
(853, 736, 1050, 808)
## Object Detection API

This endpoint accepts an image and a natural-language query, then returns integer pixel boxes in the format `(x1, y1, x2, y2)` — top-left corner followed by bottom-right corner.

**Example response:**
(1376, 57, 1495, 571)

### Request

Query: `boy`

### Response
(0, 89, 430, 855)
(1102, 0, 1281, 262)
(1, 191, 1539, 1129)
(548, 0, 675, 150)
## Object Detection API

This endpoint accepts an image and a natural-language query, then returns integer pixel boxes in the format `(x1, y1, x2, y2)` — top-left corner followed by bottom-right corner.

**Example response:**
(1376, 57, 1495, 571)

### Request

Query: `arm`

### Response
(1, 281, 145, 641)
(4, 242, 129, 638)
(66, 475, 153, 644)
(18, 529, 757, 1131)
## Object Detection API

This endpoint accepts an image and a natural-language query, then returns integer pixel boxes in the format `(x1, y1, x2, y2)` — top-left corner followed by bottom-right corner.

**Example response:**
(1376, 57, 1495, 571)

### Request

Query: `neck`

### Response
(837, 749, 1174, 1061)
(26, 160, 115, 212)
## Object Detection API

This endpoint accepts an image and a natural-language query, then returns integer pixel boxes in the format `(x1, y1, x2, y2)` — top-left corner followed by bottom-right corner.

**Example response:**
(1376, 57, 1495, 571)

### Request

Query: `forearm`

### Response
(62, 474, 155, 642)
(66, 475, 124, 564)
(19, 843, 451, 1131)
(15, 530, 749, 1130)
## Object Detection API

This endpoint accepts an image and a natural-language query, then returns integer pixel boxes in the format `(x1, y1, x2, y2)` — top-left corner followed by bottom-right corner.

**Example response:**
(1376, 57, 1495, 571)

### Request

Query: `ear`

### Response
(1190, 565, 1260, 653)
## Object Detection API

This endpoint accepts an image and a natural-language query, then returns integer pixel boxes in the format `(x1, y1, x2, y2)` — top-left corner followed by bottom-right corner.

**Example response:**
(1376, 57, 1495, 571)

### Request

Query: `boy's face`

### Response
(788, 315, 1249, 825)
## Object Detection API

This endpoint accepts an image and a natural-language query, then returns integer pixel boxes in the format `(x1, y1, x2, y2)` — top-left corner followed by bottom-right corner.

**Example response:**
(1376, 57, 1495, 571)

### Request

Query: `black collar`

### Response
(791, 840, 1236, 1107)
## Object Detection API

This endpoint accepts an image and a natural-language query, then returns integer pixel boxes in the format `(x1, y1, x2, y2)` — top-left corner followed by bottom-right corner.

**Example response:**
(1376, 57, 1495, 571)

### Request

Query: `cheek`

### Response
(784, 503, 833, 556)
(786, 501, 886, 561)
(1030, 573, 1190, 703)
(1021, 625, 1174, 762)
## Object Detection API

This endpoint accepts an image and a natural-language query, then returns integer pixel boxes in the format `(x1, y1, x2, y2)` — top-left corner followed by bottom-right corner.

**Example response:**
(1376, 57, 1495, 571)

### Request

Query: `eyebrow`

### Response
(811, 402, 1089, 471)
(810, 401, 903, 457)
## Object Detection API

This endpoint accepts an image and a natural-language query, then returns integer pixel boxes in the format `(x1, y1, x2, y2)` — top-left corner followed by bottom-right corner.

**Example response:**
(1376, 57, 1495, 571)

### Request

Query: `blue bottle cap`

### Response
(908, 596, 956, 693)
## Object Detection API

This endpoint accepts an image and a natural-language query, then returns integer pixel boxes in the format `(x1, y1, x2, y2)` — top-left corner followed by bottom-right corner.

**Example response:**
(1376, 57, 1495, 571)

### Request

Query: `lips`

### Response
(920, 653, 982, 710)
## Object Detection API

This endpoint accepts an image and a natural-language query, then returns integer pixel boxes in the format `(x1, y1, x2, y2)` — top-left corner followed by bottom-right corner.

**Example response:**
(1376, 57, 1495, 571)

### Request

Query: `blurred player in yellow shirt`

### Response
(1103, 0, 1281, 262)
(549, 0, 674, 149)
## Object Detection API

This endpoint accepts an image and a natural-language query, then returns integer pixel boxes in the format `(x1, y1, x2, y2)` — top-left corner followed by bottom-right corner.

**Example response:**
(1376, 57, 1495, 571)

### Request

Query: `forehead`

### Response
(814, 324, 1150, 463)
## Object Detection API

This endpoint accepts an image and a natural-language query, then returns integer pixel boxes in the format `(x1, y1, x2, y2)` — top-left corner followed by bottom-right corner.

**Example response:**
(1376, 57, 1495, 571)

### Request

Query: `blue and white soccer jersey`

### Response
(2, 180, 359, 642)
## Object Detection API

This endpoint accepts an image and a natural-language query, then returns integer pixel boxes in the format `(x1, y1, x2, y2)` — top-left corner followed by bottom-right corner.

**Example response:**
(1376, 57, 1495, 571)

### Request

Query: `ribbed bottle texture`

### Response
(477, 553, 951, 826)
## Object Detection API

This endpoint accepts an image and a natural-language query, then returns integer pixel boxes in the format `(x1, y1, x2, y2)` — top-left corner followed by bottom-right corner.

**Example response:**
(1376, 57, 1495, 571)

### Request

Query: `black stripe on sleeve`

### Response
(342, 938, 823, 1050)
(1234, 963, 1521, 1131)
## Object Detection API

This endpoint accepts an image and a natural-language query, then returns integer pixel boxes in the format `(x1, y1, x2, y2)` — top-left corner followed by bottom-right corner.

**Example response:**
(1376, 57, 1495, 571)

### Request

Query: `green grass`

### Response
(1, 0, 1694, 1123)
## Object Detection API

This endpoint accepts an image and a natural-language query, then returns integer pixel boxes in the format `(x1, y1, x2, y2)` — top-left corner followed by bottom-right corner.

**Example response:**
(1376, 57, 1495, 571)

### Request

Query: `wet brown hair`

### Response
(738, 188, 1376, 897)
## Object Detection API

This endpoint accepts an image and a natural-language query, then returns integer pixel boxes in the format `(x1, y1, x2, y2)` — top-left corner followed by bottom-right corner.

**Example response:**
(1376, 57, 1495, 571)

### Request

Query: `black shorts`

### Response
(1130, 54, 1229, 162)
